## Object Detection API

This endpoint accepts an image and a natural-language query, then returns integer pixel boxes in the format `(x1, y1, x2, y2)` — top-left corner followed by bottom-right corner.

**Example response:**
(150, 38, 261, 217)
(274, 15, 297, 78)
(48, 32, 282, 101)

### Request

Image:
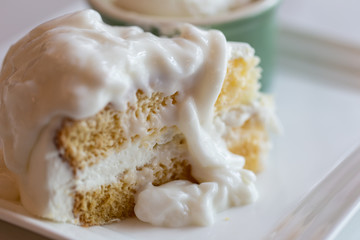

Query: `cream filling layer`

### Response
(75, 127, 188, 191)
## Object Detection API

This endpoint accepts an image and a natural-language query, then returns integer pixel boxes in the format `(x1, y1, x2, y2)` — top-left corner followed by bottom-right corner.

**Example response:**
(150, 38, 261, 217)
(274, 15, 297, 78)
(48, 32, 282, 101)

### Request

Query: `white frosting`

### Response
(0, 10, 264, 226)
(19, 117, 75, 222)
(115, 0, 253, 17)
(134, 99, 259, 227)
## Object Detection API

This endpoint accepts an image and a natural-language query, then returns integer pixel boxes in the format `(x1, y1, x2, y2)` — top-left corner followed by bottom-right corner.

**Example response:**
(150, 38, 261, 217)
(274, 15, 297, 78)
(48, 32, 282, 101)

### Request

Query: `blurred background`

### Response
(279, 0, 360, 47)
(1, 0, 360, 60)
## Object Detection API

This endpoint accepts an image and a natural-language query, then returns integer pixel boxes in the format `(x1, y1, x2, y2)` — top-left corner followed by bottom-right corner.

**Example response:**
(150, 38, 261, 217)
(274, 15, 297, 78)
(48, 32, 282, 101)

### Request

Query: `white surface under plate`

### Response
(1, 23, 360, 239)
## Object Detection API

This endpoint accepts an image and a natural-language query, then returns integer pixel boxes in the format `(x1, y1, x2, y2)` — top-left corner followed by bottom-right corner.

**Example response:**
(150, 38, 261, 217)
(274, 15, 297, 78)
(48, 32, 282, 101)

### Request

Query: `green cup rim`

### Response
(88, 0, 280, 29)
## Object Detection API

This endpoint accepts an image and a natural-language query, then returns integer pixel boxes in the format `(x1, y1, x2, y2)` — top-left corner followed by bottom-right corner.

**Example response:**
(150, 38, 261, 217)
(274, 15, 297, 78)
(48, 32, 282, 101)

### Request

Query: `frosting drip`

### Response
(0, 10, 258, 226)
(135, 98, 257, 226)
(0, 10, 227, 174)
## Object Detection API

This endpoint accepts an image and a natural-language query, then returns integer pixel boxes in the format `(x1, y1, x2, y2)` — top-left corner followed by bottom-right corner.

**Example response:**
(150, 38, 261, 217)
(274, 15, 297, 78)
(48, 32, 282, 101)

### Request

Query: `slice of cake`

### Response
(0, 10, 278, 227)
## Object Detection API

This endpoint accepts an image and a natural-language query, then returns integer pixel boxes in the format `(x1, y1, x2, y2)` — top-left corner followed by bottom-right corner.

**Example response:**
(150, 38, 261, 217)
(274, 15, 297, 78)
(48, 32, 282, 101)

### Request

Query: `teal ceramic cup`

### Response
(87, 0, 280, 91)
